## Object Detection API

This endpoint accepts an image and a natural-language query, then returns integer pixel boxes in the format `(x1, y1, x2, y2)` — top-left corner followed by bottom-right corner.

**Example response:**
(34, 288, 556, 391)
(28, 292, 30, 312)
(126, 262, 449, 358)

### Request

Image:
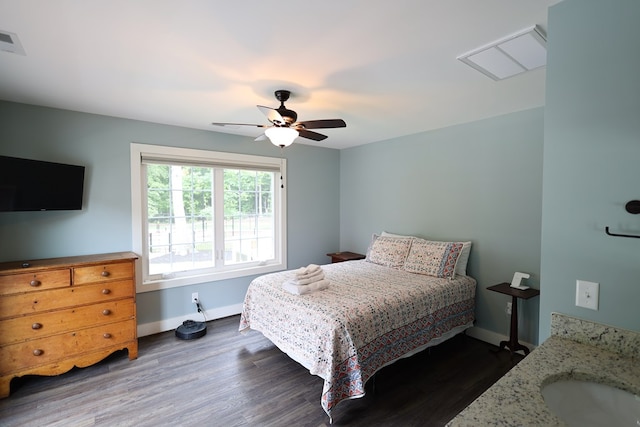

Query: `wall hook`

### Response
(625, 200, 640, 214)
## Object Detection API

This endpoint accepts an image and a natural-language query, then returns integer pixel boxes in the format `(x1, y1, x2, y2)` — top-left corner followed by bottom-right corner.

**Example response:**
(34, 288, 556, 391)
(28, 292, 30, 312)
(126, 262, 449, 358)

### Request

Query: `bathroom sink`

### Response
(541, 379, 640, 426)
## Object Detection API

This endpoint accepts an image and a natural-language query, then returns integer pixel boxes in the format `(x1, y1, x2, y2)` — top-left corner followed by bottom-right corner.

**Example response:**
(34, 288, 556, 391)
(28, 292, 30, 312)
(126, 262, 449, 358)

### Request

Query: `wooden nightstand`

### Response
(326, 251, 366, 263)
(487, 282, 540, 356)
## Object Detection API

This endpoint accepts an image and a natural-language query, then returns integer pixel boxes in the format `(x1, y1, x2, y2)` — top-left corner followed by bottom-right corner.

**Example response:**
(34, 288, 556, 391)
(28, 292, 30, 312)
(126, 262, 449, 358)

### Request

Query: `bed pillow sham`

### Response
(402, 238, 464, 279)
(366, 234, 413, 268)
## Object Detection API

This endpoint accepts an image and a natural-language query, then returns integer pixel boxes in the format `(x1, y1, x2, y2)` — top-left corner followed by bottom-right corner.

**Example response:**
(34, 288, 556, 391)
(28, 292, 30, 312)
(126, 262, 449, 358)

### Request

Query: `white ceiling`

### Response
(0, 0, 561, 149)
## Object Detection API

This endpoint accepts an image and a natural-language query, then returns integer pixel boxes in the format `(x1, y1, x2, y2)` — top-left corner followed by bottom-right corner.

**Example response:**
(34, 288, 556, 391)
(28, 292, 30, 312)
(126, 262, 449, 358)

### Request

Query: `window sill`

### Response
(136, 262, 286, 293)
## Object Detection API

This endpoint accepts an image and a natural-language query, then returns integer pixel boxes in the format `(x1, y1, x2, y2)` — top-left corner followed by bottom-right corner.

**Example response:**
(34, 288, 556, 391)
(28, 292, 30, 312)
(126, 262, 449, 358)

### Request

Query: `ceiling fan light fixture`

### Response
(265, 127, 299, 147)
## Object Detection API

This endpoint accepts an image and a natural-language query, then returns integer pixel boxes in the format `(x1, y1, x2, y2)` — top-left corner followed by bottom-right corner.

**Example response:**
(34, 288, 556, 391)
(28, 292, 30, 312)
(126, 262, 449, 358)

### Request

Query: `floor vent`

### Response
(0, 30, 26, 55)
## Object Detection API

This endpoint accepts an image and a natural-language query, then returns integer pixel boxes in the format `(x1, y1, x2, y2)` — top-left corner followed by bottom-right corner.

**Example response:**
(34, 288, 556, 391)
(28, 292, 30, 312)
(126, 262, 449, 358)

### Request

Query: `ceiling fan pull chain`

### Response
(280, 153, 285, 189)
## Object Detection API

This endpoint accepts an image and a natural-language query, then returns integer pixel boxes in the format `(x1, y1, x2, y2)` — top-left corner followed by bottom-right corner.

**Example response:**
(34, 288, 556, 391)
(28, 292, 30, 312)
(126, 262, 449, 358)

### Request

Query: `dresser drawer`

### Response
(73, 261, 133, 285)
(0, 319, 136, 375)
(0, 280, 134, 319)
(0, 269, 70, 296)
(0, 299, 135, 346)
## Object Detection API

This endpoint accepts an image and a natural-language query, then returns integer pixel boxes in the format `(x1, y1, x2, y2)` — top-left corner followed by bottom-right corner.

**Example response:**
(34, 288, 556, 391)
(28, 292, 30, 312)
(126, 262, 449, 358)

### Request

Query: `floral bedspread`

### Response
(238, 260, 476, 419)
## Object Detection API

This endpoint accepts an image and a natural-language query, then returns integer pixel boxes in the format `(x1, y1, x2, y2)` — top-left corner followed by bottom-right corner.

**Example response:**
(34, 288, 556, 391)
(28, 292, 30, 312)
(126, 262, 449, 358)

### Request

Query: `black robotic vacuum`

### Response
(175, 319, 207, 340)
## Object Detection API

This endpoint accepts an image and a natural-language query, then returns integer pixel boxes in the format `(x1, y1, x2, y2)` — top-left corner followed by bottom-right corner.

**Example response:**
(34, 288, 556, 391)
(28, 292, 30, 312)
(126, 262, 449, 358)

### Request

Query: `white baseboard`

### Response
(138, 310, 536, 353)
(137, 303, 243, 337)
(466, 325, 536, 352)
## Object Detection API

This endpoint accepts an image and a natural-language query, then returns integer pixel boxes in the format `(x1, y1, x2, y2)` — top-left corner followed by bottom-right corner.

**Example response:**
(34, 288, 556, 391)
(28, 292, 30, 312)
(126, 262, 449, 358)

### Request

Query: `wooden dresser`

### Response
(0, 252, 138, 398)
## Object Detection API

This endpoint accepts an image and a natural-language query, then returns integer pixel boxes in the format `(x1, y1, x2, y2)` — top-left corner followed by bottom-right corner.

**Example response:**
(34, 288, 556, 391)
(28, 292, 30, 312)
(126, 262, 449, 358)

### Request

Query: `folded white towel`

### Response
(295, 264, 321, 278)
(291, 270, 324, 285)
(282, 279, 330, 295)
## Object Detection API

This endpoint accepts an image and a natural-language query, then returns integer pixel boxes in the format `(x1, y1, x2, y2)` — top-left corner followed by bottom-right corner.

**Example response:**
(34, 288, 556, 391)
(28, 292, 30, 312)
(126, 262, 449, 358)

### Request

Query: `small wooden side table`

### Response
(487, 282, 540, 356)
(326, 251, 366, 263)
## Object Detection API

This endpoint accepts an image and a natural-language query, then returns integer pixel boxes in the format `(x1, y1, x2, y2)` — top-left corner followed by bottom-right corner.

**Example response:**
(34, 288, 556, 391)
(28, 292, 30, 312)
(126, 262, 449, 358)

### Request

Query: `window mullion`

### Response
(214, 168, 225, 267)
(141, 164, 152, 280)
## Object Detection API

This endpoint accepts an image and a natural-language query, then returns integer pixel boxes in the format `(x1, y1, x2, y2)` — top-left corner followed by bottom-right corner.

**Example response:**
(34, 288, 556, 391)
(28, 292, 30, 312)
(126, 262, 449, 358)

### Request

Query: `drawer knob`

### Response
(102, 309, 111, 315)
(102, 289, 111, 295)
(103, 333, 112, 339)
(30, 280, 41, 287)
(32, 322, 43, 330)
(33, 349, 44, 356)
(101, 270, 110, 277)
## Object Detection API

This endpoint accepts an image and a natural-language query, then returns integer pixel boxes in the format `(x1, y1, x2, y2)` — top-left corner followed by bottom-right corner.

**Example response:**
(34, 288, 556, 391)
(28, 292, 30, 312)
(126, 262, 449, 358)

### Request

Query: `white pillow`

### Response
(454, 241, 472, 276)
(381, 231, 417, 239)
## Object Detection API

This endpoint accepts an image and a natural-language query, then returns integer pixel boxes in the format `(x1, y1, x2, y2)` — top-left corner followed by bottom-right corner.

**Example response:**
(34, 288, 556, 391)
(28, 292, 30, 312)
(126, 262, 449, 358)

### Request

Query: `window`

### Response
(131, 143, 287, 292)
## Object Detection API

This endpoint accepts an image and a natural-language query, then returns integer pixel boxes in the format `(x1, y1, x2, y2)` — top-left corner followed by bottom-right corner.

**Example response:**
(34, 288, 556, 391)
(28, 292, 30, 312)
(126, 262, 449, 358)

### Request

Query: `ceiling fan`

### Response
(211, 90, 346, 148)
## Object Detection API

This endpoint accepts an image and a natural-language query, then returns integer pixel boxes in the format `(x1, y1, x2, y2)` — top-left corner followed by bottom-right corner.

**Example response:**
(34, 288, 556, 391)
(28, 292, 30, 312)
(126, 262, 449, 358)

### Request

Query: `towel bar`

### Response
(604, 226, 640, 239)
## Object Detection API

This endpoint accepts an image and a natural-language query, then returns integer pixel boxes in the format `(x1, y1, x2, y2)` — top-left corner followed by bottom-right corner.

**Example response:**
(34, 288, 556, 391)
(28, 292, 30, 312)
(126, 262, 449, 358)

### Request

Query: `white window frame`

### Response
(131, 143, 287, 293)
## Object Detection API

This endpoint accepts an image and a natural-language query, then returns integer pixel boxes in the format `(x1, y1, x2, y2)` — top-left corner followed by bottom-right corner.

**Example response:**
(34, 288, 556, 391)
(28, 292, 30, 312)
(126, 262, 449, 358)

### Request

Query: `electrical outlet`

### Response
(192, 292, 199, 303)
(506, 301, 512, 316)
(575, 280, 599, 310)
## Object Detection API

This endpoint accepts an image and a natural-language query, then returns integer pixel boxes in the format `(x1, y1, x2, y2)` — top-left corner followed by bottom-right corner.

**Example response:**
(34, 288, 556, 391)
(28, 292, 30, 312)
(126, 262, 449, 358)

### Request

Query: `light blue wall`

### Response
(540, 0, 640, 340)
(340, 108, 544, 344)
(0, 100, 545, 344)
(0, 101, 340, 326)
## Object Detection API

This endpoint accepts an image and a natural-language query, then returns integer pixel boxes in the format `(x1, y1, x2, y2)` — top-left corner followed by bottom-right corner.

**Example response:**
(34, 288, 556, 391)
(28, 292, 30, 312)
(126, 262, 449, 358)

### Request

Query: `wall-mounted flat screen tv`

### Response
(0, 155, 85, 212)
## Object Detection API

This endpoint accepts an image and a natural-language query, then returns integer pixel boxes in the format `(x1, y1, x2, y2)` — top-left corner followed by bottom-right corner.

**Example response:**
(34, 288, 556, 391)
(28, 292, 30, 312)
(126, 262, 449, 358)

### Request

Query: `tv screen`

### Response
(0, 155, 85, 212)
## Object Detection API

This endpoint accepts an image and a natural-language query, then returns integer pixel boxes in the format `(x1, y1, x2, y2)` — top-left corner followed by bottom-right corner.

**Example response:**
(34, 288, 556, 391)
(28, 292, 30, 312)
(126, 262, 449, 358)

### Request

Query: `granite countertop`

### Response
(447, 313, 640, 426)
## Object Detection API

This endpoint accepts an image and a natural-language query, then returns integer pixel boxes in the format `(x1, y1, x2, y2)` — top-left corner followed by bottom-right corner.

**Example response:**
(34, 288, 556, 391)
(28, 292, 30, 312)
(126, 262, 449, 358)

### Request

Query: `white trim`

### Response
(137, 311, 537, 354)
(137, 303, 243, 337)
(465, 325, 537, 352)
(134, 143, 283, 169)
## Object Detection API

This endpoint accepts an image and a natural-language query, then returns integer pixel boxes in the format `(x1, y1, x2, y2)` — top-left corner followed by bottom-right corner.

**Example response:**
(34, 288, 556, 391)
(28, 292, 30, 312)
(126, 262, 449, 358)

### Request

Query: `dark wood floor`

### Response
(0, 315, 522, 427)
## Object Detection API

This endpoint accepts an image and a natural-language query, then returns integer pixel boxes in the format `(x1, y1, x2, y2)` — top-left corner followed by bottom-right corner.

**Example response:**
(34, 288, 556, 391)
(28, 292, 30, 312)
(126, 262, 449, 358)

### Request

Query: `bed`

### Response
(239, 235, 476, 422)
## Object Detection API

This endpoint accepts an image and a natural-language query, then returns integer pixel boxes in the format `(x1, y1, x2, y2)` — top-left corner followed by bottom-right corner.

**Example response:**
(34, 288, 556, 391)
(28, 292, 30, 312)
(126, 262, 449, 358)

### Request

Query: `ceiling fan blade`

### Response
(298, 129, 328, 141)
(211, 122, 268, 128)
(295, 119, 346, 130)
(257, 105, 285, 124)
(254, 134, 267, 142)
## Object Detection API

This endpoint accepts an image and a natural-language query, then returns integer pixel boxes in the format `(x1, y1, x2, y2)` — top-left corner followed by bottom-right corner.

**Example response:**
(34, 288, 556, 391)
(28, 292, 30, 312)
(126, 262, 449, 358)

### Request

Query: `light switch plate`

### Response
(576, 280, 599, 310)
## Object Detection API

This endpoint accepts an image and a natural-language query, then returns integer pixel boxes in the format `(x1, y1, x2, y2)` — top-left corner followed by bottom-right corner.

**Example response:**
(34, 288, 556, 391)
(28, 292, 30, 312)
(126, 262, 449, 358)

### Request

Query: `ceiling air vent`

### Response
(457, 25, 546, 81)
(0, 30, 26, 55)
